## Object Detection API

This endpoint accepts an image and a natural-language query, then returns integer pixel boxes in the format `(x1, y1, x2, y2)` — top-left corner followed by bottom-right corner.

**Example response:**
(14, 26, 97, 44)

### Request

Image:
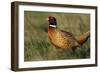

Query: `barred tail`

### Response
(77, 31, 90, 45)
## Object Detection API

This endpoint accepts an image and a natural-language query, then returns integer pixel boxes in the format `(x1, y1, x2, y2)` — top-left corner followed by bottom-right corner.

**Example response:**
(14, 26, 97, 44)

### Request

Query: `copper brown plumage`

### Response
(48, 16, 90, 51)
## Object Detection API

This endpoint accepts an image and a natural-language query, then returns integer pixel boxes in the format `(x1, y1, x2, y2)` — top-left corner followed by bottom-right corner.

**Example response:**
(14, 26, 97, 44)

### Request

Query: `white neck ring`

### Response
(49, 25, 56, 28)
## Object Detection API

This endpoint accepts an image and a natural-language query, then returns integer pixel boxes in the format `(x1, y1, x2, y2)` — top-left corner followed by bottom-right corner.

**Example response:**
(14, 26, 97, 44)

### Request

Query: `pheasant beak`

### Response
(46, 17, 49, 21)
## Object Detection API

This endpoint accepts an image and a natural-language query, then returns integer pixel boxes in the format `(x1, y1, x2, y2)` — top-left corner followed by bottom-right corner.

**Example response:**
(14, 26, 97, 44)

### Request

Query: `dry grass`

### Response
(24, 11, 90, 61)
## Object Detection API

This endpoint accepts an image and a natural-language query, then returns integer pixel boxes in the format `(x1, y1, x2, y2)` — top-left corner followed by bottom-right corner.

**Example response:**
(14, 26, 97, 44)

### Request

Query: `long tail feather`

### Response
(77, 31, 90, 45)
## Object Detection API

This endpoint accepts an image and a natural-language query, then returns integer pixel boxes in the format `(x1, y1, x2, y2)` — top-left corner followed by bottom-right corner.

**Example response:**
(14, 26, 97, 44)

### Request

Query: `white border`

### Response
(18, 5, 96, 68)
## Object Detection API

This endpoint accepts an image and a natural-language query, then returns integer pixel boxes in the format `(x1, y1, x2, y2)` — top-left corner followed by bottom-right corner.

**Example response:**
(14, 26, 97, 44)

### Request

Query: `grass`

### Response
(24, 11, 90, 61)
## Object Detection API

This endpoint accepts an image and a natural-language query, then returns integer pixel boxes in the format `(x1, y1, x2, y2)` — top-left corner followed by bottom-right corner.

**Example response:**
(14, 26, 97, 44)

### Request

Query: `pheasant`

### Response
(47, 16, 90, 51)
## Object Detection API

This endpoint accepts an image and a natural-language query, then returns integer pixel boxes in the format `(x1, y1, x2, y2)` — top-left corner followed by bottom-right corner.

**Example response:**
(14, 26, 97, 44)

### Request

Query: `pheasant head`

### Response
(48, 16, 57, 28)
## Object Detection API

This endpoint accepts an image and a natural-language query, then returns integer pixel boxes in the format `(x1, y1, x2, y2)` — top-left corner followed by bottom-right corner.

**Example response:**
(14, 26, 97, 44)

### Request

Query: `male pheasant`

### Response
(48, 16, 90, 51)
